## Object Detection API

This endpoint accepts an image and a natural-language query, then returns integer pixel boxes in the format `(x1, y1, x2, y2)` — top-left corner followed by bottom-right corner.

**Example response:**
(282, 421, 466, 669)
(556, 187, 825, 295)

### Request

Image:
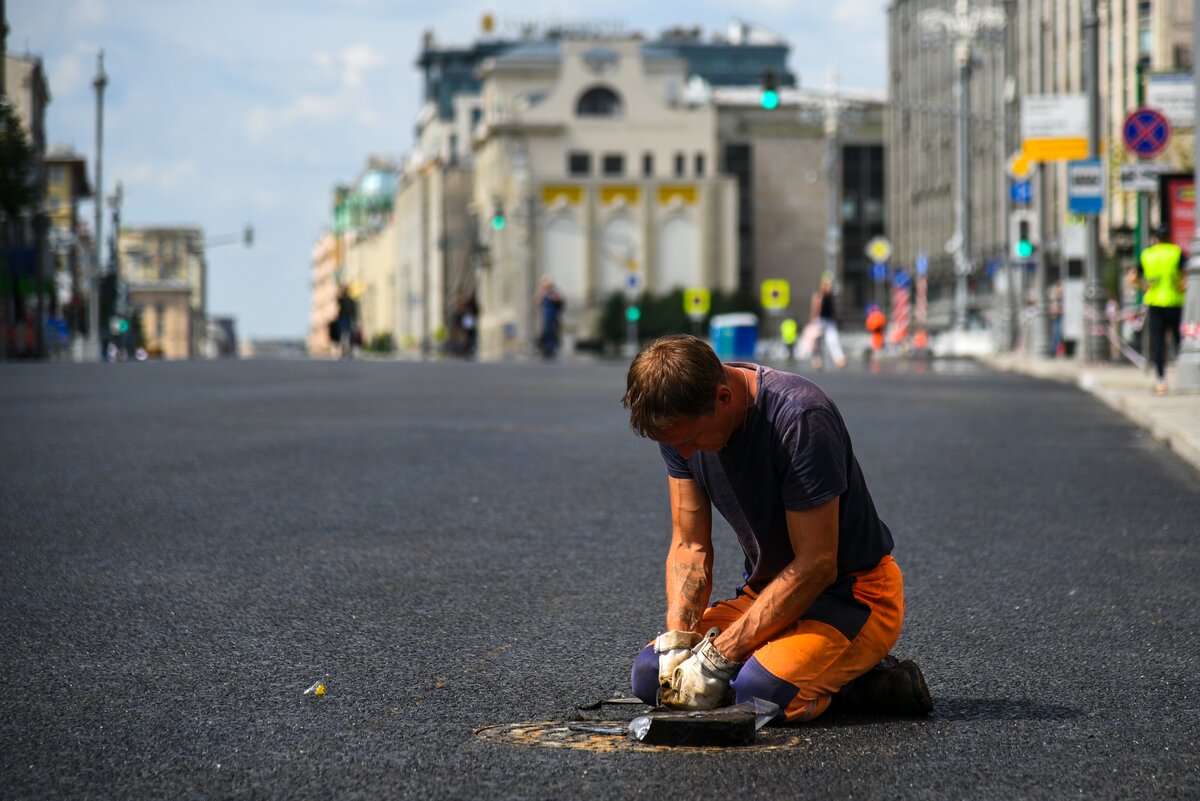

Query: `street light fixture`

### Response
(919, 0, 1006, 333)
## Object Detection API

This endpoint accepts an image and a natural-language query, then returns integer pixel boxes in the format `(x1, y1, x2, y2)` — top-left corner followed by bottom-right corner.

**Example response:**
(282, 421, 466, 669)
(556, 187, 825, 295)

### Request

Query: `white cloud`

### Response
(246, 43, 386, 146)
(122, 159, 196, 191)
(338, 44, 386, 89)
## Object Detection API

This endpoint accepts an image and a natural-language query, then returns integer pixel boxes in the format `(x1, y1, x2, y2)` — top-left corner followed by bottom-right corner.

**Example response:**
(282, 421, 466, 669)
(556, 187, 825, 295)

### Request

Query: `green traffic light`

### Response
(1016, 241, 1033, 259)
(625, 305, 641, 323)
(491, 215, 506, 232)
(760, 89, 779, 110)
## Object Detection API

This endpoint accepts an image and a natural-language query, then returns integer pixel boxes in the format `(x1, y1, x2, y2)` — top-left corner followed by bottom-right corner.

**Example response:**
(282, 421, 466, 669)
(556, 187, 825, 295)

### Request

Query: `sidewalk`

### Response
(977, 353, 1200, 473)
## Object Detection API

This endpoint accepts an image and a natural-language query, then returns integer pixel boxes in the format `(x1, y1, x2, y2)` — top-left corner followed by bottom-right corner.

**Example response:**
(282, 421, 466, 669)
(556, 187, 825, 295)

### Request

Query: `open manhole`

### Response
(476, 701, 814, 753)
(475, 720, 814, 753)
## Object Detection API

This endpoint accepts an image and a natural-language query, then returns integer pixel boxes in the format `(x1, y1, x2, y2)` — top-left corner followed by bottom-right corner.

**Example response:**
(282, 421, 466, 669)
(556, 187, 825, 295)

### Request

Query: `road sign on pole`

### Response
(1146, 72, 1194, 128)
(1123, 108, 1171, 159)
(683, 287, 711, 320)
(1067, 159, 1105, 215)
(864, 236, 892, 264)
(760, 280, 790, 311)
(1011, 180, 1033, 205)
(1119, 162, 1169, 192)
(1021, 94, 1089, 161)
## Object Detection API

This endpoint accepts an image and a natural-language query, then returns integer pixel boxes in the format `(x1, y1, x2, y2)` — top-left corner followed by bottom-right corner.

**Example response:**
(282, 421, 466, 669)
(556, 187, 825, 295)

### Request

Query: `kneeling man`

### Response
(623, 335, 930, 722)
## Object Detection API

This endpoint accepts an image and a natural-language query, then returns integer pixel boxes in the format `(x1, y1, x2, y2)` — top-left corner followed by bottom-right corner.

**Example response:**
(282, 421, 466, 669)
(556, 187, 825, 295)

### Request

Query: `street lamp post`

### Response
(89, 50, 106, 361)
(1176, 0, 1200, 390)
(823, 68, 844, 296)
(919, 0, 1006, 332)
(1081, 0, 1107, 363)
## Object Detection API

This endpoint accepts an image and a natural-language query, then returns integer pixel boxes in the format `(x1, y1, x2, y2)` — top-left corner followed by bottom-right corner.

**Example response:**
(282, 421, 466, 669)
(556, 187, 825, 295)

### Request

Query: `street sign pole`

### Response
(1082, 0, 1106, 362)
(1176, 0, 1200, 391)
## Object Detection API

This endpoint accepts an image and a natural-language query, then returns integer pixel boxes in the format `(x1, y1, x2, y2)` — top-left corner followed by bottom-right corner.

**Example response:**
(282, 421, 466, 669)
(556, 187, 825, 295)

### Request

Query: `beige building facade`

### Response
(118, 227, 207, 359)
(471, 38, 738, 356)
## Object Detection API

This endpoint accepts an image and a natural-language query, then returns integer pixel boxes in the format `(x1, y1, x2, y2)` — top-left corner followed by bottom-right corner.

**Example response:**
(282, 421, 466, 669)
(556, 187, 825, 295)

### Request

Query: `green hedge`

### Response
(599, 287, 757, 348)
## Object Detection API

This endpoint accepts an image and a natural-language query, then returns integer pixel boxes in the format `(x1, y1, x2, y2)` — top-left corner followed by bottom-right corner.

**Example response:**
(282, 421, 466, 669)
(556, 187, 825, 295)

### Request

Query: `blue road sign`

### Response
(1011, 180, 1033, 205)
(1123, 108, 1171, 159)
(915, 253, 929, 276)
(1067, 159, 1105, 215)
(893, 269, 911, 289)
(871, 262, 887, 283)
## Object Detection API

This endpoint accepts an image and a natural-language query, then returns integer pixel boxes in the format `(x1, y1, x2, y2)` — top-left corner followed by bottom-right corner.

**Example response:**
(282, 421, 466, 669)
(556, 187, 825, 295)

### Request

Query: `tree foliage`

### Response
(0, 99, 38, 219)
(599, 287, 758, 348)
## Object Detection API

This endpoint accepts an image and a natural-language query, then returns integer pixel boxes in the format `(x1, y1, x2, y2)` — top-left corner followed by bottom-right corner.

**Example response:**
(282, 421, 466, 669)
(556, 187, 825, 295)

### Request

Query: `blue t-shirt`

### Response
(659, 363, 894, 640)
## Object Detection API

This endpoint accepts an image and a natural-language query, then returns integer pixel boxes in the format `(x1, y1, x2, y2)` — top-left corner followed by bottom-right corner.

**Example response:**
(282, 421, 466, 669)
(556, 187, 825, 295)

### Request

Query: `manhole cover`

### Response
(474, 721, 814, 753)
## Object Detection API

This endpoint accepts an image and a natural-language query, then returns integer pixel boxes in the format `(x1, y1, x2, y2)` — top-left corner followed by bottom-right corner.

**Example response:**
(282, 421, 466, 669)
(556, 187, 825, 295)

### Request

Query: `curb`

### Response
(976, 354, 1200, 474)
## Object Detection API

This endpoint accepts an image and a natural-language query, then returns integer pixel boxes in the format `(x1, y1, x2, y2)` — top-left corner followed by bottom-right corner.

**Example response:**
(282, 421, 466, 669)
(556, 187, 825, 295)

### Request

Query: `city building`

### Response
(118, 226, 207, 359)
(471, 36, 738, 356)
(316, 18, 885, 358)
(307, 229, 338, 355)
(713, 80, 886, 321)
(886, 0, 1011, 331)
(44, 147, 92, 350)
(887, 0, 1196, 338)
(2, 52, 51, 359)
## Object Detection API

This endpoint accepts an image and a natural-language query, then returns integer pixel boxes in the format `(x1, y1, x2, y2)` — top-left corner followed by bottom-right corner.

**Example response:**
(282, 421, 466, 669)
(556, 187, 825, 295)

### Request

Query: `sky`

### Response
(10, 0, 888, 340)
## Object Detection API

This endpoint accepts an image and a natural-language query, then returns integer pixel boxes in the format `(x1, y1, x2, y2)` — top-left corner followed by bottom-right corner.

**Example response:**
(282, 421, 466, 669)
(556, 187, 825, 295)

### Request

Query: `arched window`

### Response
(576, 86, 623, 117)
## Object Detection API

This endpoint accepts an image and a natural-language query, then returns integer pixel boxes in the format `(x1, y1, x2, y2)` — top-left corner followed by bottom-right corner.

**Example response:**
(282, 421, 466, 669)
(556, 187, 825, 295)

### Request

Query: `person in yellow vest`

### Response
(1140, 227, 1188, 395)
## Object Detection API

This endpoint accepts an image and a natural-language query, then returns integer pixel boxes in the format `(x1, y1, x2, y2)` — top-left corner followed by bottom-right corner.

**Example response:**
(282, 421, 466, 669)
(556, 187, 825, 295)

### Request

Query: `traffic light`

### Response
(760, 69, 780, 110)
(1009, 210, 1038, 260)
(491, 202, 506, 232)
(625, 304, 641, 323)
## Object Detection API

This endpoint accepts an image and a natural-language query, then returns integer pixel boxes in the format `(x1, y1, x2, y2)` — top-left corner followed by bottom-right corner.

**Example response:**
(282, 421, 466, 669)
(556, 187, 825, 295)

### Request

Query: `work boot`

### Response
(833, 655, 933, 716)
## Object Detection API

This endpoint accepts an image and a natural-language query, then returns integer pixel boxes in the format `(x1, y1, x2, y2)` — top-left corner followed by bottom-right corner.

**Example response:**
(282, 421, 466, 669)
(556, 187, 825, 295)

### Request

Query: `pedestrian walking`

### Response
(865, 304, 887, 356)
(335, 284, 359, 360)
(795, 272, 847, 370)
(534, 276, 564, 359)
(1049, 280, 1064, 357)
(1141, 226, 1187, 395)
(622, 335, 931, 723)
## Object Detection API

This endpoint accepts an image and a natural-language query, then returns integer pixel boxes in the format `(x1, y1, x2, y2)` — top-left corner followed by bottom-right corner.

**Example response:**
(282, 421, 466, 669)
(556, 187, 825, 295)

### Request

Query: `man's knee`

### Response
(732, 657, 833, 724)
(630, 645, 659, 705)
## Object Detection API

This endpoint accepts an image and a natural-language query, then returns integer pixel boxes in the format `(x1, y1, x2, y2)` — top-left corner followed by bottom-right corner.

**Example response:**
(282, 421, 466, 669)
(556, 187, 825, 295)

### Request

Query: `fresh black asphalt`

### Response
(1, 357, 1196, 799)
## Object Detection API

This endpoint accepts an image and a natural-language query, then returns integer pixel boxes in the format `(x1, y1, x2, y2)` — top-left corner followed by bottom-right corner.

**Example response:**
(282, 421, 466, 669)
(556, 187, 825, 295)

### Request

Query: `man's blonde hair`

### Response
(622, 335, 726, 438)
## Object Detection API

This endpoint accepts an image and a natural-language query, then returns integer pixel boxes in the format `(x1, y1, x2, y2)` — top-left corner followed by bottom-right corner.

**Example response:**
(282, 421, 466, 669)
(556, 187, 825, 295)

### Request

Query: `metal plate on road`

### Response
(475, 721, 814, 753)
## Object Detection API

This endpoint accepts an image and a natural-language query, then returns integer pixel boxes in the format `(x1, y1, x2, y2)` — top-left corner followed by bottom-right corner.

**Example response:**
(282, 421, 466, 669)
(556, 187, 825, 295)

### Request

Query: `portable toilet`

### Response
(709, 313, 758, 360)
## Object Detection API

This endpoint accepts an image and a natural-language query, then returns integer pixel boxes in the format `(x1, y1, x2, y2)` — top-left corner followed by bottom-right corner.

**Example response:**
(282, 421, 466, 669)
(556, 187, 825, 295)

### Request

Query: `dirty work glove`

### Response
(658, 628, 741, 710)
(654, 630, 702, 687)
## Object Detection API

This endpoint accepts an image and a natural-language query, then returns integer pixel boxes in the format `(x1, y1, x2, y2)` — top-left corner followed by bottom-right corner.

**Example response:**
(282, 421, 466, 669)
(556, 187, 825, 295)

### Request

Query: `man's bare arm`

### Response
(664, 476, 714, 632)
(713, 496, 840, 662)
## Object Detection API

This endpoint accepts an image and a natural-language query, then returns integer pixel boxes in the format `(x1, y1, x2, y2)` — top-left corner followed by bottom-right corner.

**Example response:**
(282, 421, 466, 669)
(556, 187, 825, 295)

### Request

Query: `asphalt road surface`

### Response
(2, 357, 1196, 800)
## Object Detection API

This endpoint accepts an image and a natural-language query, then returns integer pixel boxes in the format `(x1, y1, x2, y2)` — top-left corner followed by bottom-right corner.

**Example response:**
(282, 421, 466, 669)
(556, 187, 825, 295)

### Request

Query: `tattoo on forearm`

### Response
(669, 563, 708, 629)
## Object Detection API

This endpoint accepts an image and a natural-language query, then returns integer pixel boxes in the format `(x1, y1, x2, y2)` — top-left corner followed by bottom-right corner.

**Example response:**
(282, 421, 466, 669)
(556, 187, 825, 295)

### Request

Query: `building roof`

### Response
(45, 148, 93, 197)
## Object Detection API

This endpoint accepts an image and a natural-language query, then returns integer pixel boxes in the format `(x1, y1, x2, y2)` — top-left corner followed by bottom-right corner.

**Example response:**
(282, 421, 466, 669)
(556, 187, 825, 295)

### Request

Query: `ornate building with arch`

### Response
(470, 38, 739, 356)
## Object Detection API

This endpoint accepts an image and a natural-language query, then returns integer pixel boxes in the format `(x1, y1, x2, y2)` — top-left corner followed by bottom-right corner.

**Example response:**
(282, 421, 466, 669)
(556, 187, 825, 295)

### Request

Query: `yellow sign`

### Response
(1022, 137, 1089, 162)
(761, 279, 790, 310)
(683, 288, 711, 317)
(1007, 151, 1034, 179)
(865, 236, 892, 264)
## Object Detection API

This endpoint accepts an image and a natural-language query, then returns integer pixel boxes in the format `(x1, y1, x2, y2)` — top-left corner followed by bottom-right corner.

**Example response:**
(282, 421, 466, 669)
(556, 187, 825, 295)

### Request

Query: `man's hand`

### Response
(654, 630, 702, 686)
(659, 628, 741, 710)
